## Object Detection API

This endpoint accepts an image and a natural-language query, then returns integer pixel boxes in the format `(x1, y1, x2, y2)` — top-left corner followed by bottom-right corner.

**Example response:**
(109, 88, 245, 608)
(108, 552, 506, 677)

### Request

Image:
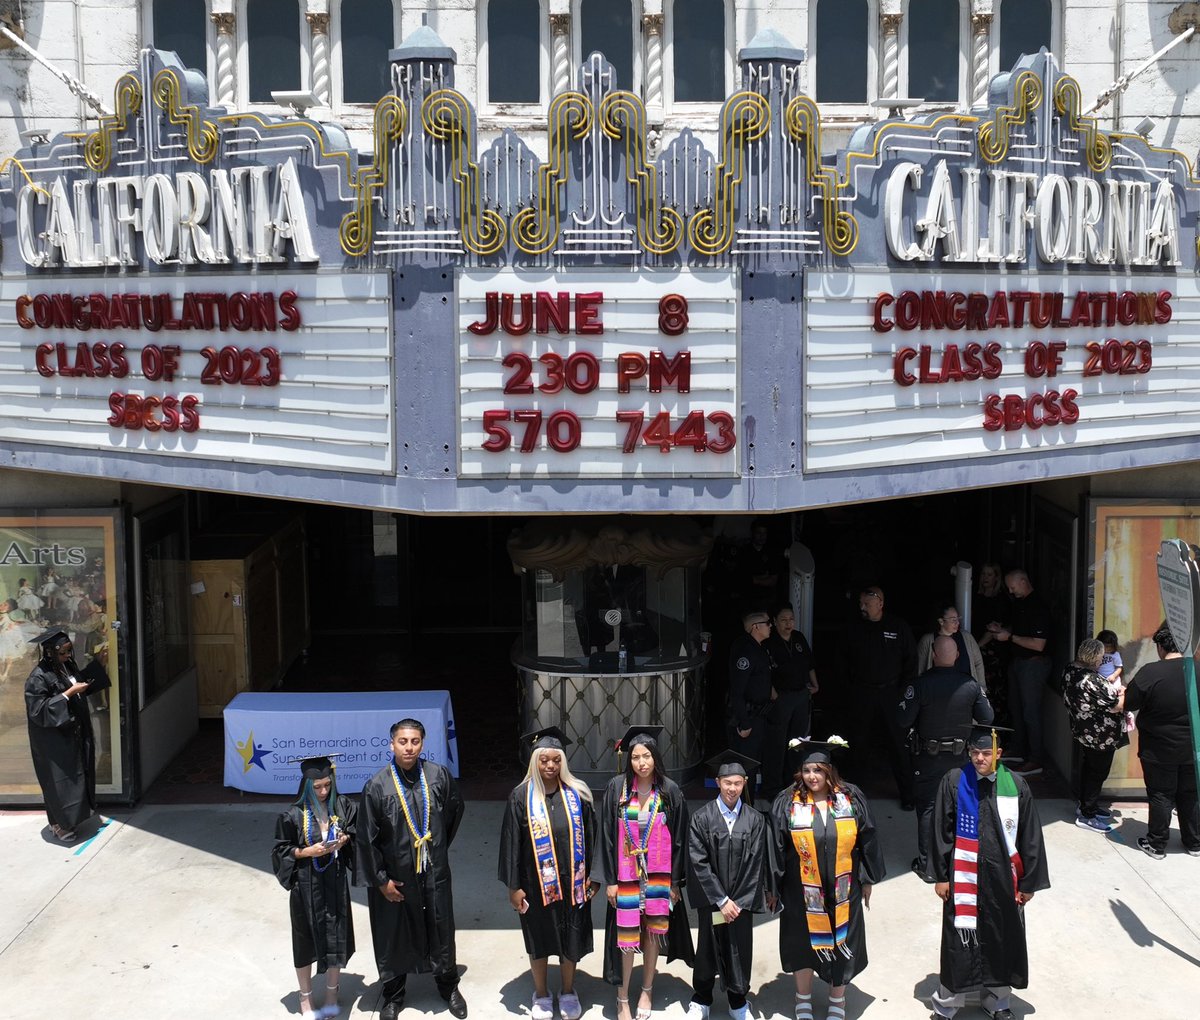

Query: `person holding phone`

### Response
(271, 755, 356, 1020)
(24, 628, 110, 843)
(498, 727, 598, 1020)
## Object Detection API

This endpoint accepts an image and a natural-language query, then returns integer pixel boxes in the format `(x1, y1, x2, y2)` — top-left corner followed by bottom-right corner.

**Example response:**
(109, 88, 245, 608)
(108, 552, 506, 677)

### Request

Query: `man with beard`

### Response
(359, 719, 467, 1019)
(929, 726, 1049, 1020)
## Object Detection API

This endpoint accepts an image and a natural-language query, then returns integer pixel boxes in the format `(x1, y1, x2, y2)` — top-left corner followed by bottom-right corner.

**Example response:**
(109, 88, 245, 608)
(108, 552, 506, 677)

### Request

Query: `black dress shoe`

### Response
(983, 1008, 1014, 1020)
(381, 999, 403, 1020)
(445, 988, 468, 1018)
(900, 799, 916, 812)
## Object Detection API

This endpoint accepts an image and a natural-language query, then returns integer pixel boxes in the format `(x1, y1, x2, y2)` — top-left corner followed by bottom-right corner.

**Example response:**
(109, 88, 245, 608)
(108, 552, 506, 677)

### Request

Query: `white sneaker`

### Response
(531, 994, 554, 1020)
(729, 1003, 750, 1020)
(685, 1003, 710, 1019)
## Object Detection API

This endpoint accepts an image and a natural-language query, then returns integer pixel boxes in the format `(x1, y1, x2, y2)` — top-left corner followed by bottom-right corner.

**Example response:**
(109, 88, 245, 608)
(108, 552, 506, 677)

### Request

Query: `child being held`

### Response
(1097, 629, 1134, 733)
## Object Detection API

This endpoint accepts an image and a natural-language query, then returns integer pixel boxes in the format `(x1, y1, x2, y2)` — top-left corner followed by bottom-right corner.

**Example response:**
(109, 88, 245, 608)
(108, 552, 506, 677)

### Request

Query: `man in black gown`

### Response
(930, 727, 1049, 1020)
(685, 751, 774, 1020)
(24, 629, 110, 842)
(359, 718, 467, 1019)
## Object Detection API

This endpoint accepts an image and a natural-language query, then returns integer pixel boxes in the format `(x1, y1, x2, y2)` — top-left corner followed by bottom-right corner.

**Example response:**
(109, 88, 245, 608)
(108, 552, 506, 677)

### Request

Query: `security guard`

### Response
(898, 634, 994, 879)
(727, 611, 774, 798)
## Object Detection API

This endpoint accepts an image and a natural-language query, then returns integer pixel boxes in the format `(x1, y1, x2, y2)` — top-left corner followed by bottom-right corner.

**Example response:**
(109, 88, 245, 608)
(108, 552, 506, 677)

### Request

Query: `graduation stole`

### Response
(390, 762, 433, 873)
(953, 763, 1024, 944)
(788, 787, 857, 960)
(616, 780, 671, 951)
(526, 781, 587, 907)
(302, 805, 340, 874)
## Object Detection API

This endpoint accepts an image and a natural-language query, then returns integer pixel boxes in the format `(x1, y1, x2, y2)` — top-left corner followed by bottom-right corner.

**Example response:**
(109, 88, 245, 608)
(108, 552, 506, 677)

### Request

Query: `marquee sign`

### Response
(458, 270, 738, 478)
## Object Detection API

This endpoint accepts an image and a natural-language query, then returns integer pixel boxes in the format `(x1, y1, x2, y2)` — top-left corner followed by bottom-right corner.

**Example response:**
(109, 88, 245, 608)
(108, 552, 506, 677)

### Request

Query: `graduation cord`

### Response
(303, 808, 339, 873)
(390, 762, 433, 873)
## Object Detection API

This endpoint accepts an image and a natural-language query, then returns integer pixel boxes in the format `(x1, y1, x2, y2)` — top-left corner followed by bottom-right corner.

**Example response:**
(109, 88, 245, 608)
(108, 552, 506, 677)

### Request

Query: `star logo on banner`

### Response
(236, 730, 271, 774)
(445, 718, 456, 763)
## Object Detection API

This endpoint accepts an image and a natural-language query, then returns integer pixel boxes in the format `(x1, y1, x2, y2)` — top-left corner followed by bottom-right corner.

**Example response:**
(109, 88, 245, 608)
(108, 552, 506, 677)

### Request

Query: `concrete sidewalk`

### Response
(1, 795, 1196, 1020)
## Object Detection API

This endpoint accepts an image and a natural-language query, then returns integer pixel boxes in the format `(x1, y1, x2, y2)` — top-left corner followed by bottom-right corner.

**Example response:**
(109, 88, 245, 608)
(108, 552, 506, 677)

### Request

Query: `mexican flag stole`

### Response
(788, 788, 858, 960)
(953, 763, 1023, 945)
(616, 781, 672, 951)
(526, 781, 588, 907)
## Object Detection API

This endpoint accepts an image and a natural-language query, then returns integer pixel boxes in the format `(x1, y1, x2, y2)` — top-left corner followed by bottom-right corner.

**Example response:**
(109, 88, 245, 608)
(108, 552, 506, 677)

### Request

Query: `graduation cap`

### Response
(786, 735, 850, 766)
(614, 724, 664, 754)
(29, 628, 72, 649)
(285, 754, 344, 779)
(522, 725, 573, 751)
(705, 749, 759, 779)
(967, 725, 1014, 751)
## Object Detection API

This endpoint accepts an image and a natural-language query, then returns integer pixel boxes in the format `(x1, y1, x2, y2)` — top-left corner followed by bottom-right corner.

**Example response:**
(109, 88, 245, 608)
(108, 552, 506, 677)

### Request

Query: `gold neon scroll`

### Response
(977, 70, 1043, 164)
(151, 69, 219, 164)
(688, 91, 771, 256)
(600, 91, 682, 256)
(512, 91, 593, 255)
(784, 95, 858, 257)
(84, 74, 142, 171)
(339, 95, 406, 257)
(422, 89, 506, 256)
(1053, 75, 1111, 172)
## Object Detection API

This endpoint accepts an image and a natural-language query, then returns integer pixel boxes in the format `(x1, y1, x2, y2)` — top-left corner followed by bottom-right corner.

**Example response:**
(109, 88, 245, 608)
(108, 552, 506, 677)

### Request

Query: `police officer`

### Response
(763, 604, 819, 798)
(898, 635, 994, 880)
(727, 611, 774, 799)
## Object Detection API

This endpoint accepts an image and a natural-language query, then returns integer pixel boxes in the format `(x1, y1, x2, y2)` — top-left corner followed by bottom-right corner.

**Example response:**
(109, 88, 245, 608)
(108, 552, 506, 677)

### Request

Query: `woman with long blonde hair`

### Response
(499, 727, 598, 1020)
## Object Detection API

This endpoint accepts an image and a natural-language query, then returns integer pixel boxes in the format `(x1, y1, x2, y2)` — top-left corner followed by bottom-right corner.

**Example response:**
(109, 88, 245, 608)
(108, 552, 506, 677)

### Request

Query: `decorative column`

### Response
(971, 6, 994, 109)
(549, 7, 571, 98)
(880, 11, 902, 100)
(210, 8, 236, 107)
(642, 3, 664, 159)
(307, 10, 332, 107)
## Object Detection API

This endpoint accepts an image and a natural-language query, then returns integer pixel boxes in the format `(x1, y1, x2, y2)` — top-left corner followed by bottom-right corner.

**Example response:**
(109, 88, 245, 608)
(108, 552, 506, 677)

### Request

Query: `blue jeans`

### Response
(1007, 656, 1051, 761)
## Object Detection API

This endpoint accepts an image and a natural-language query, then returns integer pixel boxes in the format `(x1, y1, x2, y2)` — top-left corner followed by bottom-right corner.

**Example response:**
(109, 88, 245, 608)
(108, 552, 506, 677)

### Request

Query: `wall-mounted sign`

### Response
(804, 269, 1200, 472)
(0, 272, 394, 473)
(458, 270, 738, 478)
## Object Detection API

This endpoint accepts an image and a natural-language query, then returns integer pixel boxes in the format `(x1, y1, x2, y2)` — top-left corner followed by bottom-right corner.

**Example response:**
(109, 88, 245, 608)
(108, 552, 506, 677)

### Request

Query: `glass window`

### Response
(1000, 0, 1052, 72)
(247, 0, 302, 103)
(341, 0, 394, 103)
(908, 0, 960, 103)
(488, 0, 541, 103)
(673, 0, 725, 102)
(581, 0, 633, 90)
(151, 0, 207, 73)
(137, 504, 192, 706)
(815, 0, 868, 103)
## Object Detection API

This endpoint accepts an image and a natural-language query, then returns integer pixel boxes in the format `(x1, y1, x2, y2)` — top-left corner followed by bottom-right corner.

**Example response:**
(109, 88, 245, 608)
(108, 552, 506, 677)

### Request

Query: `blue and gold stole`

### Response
(527, 781, 587, 907)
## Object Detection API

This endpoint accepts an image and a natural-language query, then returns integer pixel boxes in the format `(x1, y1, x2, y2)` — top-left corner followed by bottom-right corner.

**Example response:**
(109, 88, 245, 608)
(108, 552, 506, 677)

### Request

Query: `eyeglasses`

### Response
(753, 621, 771, 629)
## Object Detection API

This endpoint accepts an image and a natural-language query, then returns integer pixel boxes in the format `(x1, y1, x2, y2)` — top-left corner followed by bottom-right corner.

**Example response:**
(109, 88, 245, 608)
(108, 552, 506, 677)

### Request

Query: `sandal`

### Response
(796, 992, 815, 1020)
(298, 989, 318, 1020)
(51, 824, 77, 843)
(827, 993, 847, 1020)
(318, 983, 340, 1019)
(636, 985, 653, 1020)
(616, 994, 632, 1020)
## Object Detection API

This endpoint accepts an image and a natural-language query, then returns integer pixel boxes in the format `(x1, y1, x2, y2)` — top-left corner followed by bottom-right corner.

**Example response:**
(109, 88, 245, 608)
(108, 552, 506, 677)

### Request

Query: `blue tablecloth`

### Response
(223, 690, 458, 793)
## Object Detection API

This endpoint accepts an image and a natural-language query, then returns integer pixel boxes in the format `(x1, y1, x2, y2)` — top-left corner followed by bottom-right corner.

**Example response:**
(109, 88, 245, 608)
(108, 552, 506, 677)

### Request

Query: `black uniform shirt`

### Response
(897, 666, 994, 744)
(1007, 593, 1050, 660)
(728, 633, 774, 729)
(842, 612, 917, 689)
(766, 630, 813, 692)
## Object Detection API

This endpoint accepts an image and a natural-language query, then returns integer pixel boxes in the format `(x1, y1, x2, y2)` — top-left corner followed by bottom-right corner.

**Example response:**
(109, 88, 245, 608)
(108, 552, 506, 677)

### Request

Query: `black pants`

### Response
(382, 973, 458, 1005)
(913, 752, 962, 870)
(691, 910, 751, 1009)
(764, 689, 812, 795)
(847, 686, 915, 802)
(730, 713, 768, 803)
(1075, 743, 1116, 817)
(1142, 759, 1200, 851)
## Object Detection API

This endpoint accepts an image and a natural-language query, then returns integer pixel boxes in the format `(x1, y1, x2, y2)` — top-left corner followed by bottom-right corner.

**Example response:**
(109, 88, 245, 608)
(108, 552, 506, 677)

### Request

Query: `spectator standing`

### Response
(839, 586, 917, 807)
(763, 604, 819, 798)
(1122, 623, 1200, 860)
(972, 564, 1010, 724)
(916, 603, 986, 689)
(736, 520, 786, 611)
(1060, 639, 1122, 832)
(987, 570, 1051, 776)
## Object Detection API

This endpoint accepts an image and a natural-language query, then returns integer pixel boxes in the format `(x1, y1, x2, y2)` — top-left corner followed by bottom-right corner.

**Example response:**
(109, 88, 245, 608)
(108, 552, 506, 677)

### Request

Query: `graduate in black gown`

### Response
(358, 718, 467, 1020)
(498, 727, 599, 1020)
(24, 629, 110, 842)
(929, 726, 1049, 1020)
(769, 739, 884, 1020)
(685, 751, 775, 1020)
(599, 725, 694, 1020)
(272, 755, 357, 1020)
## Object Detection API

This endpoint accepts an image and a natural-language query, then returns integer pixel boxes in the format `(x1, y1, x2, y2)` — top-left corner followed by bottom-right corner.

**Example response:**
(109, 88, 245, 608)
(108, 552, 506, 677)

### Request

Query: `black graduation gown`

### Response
(24, 662, 108, 831)
(931, 767, 1050, 992)
(598, 774, 695, 984)
(768, 782, 885, 984)
(687, 798, 773, 997)
(497, 781, 596, 962)
(271, 795, 358, 971)
(358, 760, 464, 982)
